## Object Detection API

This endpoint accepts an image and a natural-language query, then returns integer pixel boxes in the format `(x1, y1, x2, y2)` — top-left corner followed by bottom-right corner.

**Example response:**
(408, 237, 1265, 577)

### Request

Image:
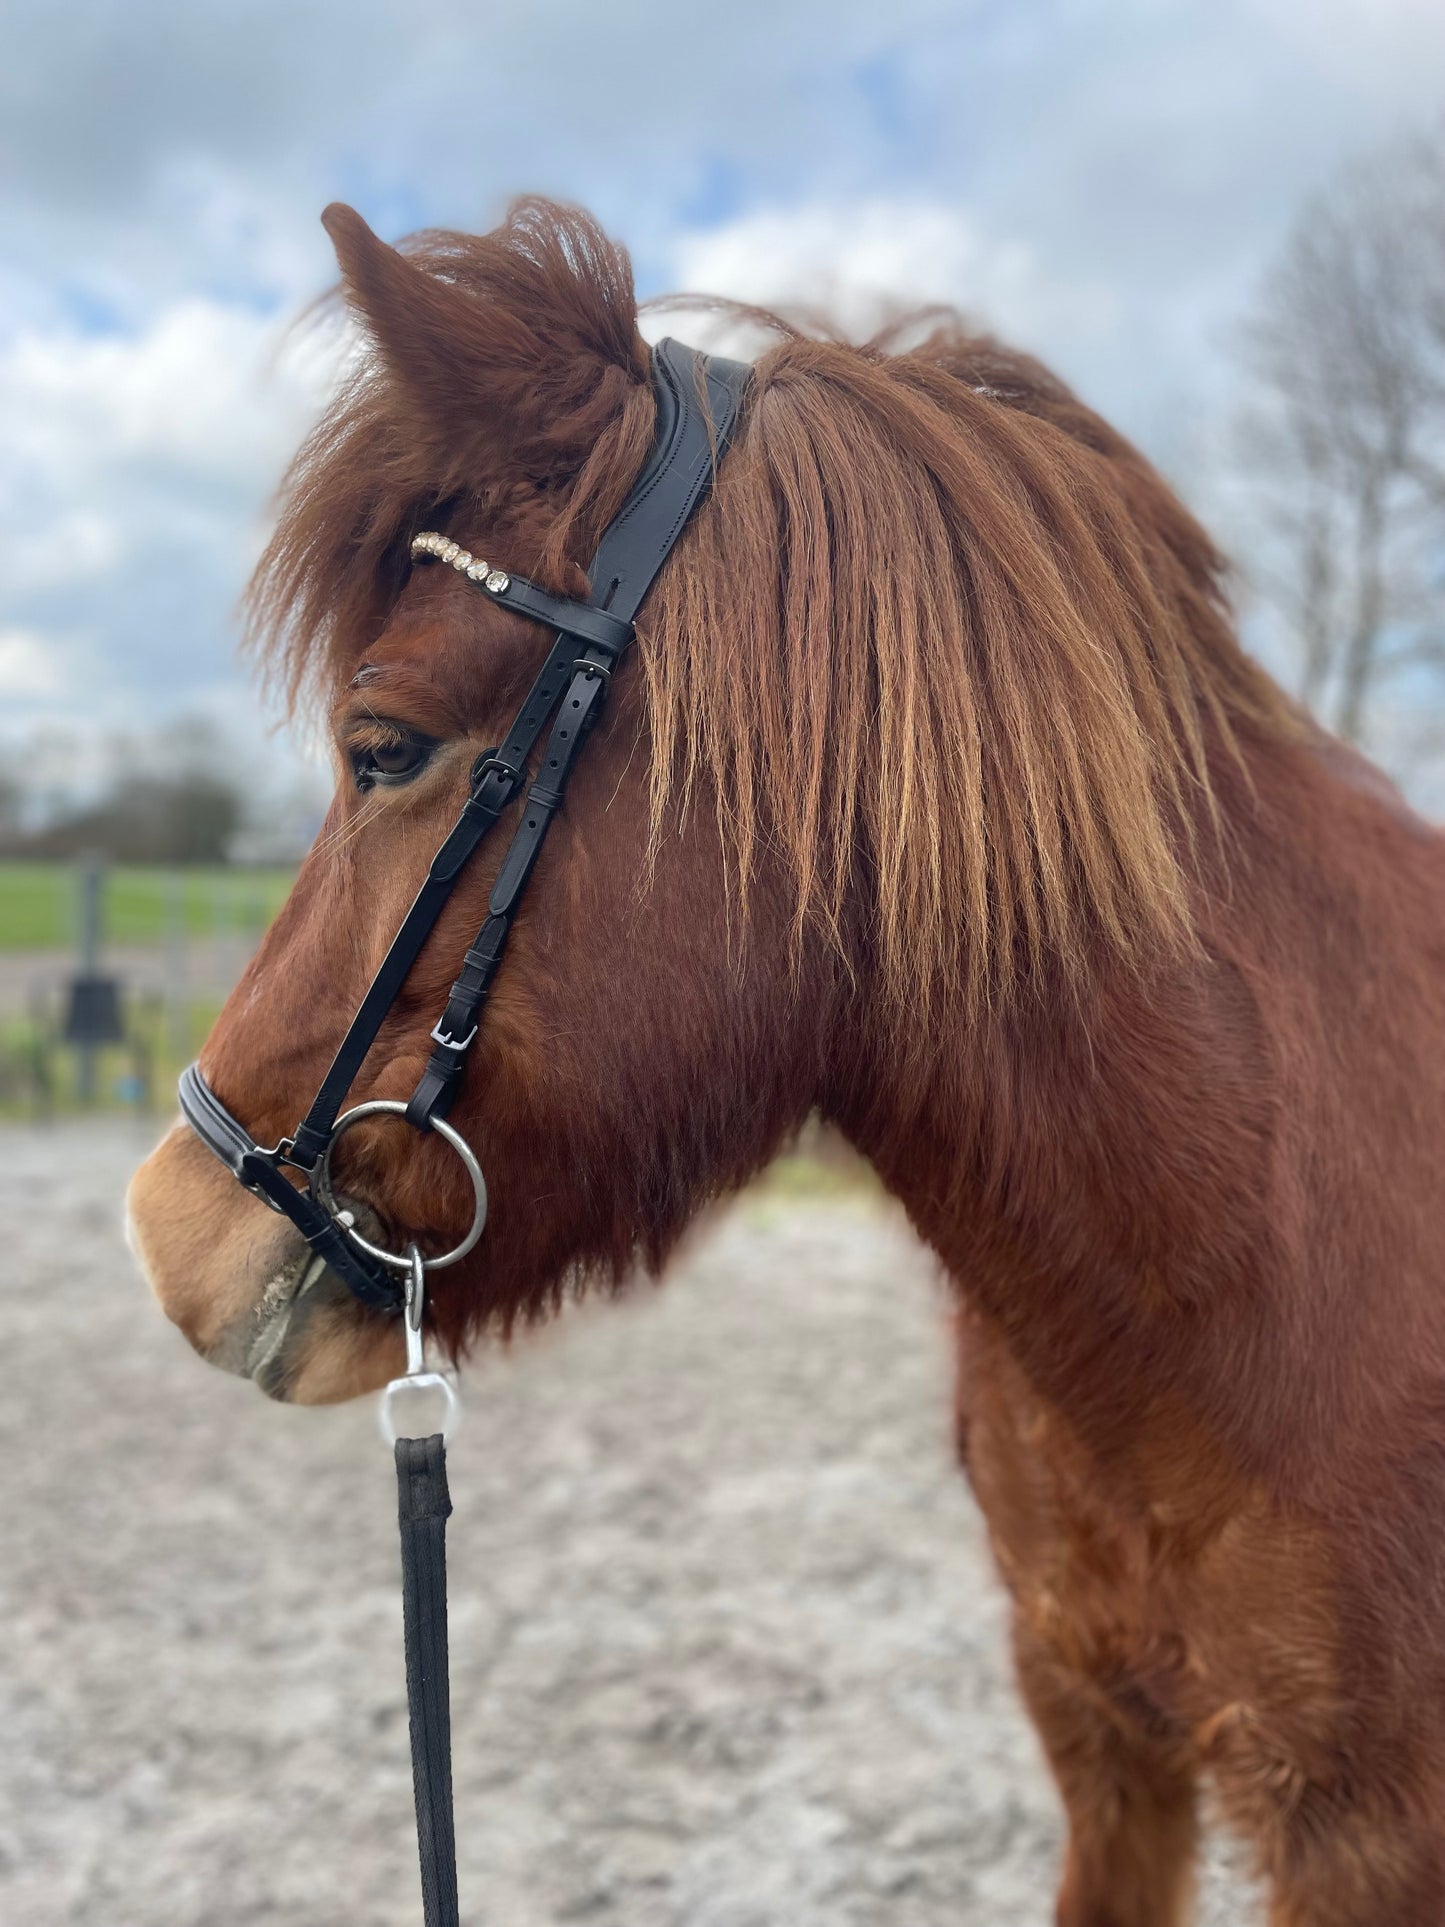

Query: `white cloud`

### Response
(665, 199, 1120, 360)
(0, 627, 65, 699)
(1252, 0, 1445, 108)
(1, 511, 121, 600)
(0, 0, 1441, 770)
(1, 297, 336, 499)
(0, 293, 347, 737)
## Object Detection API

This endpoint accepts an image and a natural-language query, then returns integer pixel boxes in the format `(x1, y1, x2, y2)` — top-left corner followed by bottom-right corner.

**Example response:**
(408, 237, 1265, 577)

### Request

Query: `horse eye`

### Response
(350, 732, 437, 791)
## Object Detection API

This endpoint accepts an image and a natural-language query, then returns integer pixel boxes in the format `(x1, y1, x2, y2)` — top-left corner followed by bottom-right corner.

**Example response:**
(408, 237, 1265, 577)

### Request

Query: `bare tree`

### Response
(1230, 130, 1445, 774)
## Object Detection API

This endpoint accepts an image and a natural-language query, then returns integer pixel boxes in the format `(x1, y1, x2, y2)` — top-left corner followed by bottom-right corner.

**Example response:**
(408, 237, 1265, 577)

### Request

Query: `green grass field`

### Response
(0, 997, 225, 1120)
(0, 862, 296, 950)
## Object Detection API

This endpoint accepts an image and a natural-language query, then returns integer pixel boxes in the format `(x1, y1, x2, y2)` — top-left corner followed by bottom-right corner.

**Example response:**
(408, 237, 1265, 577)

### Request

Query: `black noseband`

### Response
(178, 339, 750, 1313)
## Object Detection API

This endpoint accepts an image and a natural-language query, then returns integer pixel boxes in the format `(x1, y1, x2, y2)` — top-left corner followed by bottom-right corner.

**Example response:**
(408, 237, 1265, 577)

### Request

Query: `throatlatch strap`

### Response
(396, 1433, 458, 1927)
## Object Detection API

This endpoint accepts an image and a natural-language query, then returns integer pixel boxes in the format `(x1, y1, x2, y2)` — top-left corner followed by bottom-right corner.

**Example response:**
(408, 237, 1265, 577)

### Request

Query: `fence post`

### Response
(74, 854, 104, 1103)
(163, 870, 189, 1062)
(27, 978, 54, 1123)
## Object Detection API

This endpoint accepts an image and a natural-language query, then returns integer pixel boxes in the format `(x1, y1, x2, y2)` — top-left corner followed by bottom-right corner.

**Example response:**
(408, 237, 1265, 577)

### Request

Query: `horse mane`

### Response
(249, 197, 1296, 1018)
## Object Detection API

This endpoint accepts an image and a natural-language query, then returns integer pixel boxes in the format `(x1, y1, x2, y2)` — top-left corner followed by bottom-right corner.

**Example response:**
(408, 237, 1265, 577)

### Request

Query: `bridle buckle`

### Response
(429, 1017, 478, 1052)
(469, 750, 524, 796)
(240, 1133, 302, 1213)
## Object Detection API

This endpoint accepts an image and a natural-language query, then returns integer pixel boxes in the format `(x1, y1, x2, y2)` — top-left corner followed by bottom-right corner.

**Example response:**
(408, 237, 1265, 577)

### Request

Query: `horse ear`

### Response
(320, 201, 648, 489)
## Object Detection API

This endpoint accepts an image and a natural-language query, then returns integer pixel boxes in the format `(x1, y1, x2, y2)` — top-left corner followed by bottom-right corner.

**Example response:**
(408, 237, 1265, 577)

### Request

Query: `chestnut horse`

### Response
(128, 198, 1445, 1924)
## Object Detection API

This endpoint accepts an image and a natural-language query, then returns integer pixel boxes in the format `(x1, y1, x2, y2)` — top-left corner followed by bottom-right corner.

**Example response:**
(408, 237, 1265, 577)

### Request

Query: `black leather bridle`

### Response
(177, 339, 749, 1318)
(175, 339, 749, 1927)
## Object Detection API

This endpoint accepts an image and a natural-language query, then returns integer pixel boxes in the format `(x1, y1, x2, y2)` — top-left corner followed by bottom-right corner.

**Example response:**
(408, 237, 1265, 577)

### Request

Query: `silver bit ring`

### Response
(310, 1099, 487, 1273)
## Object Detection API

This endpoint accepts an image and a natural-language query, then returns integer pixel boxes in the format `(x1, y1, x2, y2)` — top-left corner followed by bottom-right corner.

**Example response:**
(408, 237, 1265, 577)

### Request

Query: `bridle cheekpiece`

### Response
(176, 340, 750, 1319)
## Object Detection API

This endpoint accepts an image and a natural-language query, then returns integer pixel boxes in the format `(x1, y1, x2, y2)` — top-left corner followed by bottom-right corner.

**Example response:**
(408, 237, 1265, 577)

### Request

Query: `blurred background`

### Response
(2, 4, 1442, 1924)
(3, 0, 1445, 1106)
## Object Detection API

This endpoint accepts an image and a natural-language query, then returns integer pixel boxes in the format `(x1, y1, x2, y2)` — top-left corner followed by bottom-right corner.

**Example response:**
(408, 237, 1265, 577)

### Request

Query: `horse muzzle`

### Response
(126, 1122, 406, 1403)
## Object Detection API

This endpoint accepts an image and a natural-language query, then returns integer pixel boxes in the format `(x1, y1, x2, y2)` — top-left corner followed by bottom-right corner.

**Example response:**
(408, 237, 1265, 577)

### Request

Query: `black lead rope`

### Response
(385, 1254, 464, 1926)
(395, 1433, 458, 1927)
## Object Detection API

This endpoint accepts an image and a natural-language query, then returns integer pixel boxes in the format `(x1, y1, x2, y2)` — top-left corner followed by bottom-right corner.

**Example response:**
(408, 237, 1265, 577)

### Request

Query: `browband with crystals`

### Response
(411, 531, 511, 591)
(410, 531, 637, 662)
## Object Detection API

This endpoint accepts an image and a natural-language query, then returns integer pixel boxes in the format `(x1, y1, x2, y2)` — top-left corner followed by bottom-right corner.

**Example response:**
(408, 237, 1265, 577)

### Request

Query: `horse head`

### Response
(127, 195, 1283, 1404)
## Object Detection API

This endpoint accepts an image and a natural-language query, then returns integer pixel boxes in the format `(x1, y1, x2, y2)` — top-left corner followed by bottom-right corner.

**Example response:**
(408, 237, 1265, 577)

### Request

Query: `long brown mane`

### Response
(249, 198, 1295, 1020)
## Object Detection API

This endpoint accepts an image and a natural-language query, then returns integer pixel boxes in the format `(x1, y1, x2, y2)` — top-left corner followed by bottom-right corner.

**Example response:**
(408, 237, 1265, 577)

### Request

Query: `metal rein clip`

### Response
(378, 1245, 463, 1447)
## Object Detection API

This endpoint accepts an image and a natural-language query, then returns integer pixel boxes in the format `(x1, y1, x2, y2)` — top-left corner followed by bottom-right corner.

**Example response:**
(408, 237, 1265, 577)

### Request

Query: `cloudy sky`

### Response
(3, 0, 1444, 785)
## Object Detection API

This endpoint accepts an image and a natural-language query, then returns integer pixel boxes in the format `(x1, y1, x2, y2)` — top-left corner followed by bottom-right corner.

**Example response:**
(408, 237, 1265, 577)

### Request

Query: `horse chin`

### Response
(242, 1249, 331, 1395)
(242, 1237, 406, 1407)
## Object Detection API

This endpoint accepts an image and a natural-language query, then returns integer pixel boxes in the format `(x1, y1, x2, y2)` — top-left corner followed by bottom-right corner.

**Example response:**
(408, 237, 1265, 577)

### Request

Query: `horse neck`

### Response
(822, 721, 1445, 1471)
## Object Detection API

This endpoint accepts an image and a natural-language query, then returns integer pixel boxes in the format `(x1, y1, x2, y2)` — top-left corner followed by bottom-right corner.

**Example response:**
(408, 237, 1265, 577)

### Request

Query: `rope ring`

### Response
(310, 1099, 487, 1273)
(378, 1371, 463, 1446)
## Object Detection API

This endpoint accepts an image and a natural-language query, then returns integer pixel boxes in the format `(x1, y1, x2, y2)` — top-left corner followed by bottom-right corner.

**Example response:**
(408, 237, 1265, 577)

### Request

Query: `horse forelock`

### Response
(245, 196, 1298, 1033)
(243, 195, 657, 710)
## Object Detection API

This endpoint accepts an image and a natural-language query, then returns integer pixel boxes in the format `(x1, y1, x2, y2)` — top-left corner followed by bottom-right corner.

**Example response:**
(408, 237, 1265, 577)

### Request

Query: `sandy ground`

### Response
(0, 1118, 1260, 1926)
